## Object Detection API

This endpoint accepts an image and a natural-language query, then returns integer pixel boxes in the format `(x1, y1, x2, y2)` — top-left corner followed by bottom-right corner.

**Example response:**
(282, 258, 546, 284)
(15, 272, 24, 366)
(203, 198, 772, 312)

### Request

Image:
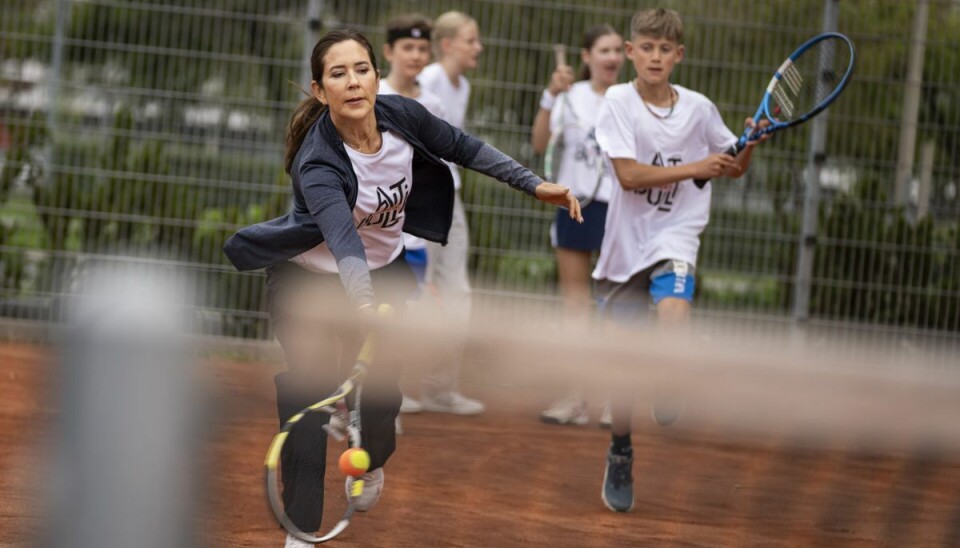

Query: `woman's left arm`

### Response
(407, 99, 582, 221)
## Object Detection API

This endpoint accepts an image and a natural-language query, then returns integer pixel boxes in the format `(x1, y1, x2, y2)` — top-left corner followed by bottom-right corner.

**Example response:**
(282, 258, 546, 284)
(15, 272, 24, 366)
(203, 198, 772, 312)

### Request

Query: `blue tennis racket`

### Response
(694, 32, 856, 188)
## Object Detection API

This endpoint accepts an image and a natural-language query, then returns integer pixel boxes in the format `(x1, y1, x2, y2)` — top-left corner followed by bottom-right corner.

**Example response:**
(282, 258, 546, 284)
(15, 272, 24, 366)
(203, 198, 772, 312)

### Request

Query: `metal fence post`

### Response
(45, 0, 71, 175)
(791, 0, 839, 324)
(893, 0, 929, 207)
(302, 0, 324, 90)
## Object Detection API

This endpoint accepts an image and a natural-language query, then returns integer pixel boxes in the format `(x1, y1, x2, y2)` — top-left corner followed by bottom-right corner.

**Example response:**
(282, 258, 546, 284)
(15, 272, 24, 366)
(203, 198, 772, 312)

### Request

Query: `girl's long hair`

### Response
(578, 24, 620, 81)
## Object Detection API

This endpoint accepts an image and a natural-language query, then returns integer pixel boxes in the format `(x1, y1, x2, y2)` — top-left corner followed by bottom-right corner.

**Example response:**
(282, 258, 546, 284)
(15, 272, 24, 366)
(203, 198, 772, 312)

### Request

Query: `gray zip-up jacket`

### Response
(223, 93, 542, 307)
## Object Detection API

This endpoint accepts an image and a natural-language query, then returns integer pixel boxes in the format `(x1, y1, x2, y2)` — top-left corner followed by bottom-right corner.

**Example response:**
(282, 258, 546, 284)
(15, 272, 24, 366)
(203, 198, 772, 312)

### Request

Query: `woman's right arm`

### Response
(531, 65, 575, 154)
(299, 161, 375, 309)
(531, 109, 552, 154)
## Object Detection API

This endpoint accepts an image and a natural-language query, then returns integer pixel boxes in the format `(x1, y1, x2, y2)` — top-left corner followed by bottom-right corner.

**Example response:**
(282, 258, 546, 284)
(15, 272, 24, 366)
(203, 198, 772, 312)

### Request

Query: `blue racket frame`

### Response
(694, 32, 856, 187)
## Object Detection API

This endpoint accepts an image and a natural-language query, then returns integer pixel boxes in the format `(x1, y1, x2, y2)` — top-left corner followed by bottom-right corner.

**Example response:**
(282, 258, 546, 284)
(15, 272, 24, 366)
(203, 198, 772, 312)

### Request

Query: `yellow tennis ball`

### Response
(339, 448, 370, 477)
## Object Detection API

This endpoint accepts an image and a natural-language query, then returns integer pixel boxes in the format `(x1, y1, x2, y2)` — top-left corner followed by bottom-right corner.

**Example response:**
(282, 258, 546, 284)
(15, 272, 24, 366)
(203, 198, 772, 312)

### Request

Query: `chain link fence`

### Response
(1, 0, 958, 349)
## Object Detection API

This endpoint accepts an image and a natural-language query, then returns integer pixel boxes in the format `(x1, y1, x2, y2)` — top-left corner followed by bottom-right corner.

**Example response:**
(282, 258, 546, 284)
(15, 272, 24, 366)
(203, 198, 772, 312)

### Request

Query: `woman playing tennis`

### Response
(223, 29, 580, 547)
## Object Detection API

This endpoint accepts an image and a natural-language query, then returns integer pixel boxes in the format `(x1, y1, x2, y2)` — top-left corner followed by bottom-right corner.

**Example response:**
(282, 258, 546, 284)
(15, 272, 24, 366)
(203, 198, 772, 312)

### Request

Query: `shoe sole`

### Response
(420, 404, 485, 416)
(540, 414, 590, 426)
(601, 465, 635, 513)
(652, 400, 683, 427)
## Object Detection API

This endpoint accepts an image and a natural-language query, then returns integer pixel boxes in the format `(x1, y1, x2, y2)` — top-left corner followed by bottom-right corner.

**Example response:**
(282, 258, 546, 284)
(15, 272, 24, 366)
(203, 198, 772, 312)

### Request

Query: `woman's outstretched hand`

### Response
(535, 182, 583, 223)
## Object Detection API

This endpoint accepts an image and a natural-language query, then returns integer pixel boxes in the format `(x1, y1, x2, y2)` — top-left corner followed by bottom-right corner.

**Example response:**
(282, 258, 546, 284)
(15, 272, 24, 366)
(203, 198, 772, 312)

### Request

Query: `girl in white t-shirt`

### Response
(415, 11, 487, 416)
(530, 24, 624, 427)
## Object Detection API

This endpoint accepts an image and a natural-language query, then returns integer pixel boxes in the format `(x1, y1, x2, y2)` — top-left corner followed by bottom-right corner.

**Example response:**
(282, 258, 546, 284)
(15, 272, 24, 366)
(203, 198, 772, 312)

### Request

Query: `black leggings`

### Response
(266, 256, 413, 533)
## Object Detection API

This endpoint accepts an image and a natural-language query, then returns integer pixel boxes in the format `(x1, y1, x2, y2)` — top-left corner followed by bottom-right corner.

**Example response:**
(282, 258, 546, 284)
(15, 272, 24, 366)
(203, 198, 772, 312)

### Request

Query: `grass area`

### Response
(699, 271, 786, 312)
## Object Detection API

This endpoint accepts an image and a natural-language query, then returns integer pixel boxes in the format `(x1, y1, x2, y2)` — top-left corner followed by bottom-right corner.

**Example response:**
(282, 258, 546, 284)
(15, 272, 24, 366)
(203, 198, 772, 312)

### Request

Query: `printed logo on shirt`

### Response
(632, 152, 682, 212)
(572, 127, 612, 180)
(575, 127, 601, 165)
(357, 177, 410, 230)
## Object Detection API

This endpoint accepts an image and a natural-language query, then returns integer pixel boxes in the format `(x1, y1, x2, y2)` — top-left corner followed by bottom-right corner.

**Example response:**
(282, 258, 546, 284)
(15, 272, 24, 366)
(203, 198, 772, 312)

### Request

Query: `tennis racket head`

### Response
(264, 388, 360, 544)
(693, 33, 855, 189)
(544, 120, 607, 206)
(760, 33, 855, 133)
(722, 32, 855, 157)
(544, 128, 566, 183)
(263, 331, 375, 544)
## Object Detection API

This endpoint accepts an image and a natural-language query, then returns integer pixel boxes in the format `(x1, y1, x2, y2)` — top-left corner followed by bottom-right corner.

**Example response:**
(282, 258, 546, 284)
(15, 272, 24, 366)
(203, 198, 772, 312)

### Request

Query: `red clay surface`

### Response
(2, 343, 959, 547)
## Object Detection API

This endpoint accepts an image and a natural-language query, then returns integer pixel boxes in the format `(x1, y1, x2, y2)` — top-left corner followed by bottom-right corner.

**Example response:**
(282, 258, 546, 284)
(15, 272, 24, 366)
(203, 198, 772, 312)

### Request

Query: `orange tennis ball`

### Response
(338, 448, 370, 477)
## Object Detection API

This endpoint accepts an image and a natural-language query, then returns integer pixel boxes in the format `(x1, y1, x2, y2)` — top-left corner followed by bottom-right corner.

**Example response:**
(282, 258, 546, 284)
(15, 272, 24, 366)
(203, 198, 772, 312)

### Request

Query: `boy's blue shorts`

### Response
(596, 259, 696, 323)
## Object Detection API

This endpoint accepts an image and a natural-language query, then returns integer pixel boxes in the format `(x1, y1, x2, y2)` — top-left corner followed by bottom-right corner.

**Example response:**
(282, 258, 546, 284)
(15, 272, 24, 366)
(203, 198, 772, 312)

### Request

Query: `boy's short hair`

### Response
(630, 7, 684, 44)
(386, 13, 433, 45)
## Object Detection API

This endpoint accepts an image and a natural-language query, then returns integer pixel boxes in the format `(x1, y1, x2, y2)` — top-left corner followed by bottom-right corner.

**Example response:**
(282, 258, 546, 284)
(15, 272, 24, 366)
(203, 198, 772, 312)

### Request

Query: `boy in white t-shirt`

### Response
(594, 7, 769, 513)
(414, 11, 485, 416)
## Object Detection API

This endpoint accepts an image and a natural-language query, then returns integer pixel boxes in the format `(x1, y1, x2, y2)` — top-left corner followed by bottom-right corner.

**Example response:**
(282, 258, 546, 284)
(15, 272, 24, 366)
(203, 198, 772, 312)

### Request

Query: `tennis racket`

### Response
(693, 32, 855, 188)
(264, 307, 387, 544)
(543, 44, 606, 208)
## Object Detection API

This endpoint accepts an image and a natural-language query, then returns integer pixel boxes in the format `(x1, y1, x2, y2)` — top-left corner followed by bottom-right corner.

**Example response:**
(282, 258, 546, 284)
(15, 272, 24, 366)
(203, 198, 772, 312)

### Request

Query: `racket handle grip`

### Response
(553, 44, 567, 67)
(692, 143, 743, 189)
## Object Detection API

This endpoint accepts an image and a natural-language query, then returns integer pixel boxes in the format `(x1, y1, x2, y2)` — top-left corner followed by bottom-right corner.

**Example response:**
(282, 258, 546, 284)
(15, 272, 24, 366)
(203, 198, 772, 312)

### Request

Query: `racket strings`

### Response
(772, 37, 851, 122)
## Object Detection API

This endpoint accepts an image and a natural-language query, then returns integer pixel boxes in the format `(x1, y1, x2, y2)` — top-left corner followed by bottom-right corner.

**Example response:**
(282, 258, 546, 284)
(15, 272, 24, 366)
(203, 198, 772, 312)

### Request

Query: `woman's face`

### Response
(312, 39, 380, 123)
(444, 21, 483, 72)
(584, 33, 625, 87)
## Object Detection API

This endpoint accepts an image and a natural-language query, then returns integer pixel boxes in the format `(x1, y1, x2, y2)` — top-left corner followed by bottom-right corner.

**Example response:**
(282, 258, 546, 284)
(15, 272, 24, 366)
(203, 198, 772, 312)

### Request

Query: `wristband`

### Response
(540, 89, 557, 111)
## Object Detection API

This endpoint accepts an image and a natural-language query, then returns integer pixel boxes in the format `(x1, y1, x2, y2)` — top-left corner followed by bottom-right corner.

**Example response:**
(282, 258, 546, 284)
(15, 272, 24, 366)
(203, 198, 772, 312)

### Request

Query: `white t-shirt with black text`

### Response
(378, 79, 446, 251)
(549, 80, 614, 203)
(593, 83, 736, 283)
(293, 130, 414, 272)
(419, 62, 470, 190)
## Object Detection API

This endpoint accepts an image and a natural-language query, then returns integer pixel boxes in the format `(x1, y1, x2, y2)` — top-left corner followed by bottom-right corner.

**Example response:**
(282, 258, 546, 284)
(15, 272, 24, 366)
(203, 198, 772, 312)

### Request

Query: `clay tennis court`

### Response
(2, 342, 959, 547)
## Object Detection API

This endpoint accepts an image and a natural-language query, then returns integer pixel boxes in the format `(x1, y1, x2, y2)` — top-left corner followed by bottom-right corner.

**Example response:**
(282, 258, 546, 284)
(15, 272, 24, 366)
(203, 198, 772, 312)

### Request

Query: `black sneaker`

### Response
(601, 448, 634, 512)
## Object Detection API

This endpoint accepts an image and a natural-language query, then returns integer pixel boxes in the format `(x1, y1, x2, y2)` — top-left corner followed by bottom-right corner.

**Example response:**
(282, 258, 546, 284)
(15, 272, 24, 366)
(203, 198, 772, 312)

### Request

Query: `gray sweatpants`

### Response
(423, 191, 472, 392)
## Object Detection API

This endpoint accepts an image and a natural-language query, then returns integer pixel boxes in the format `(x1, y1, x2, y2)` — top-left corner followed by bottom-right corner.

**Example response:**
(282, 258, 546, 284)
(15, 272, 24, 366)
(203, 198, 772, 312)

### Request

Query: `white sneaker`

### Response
(539, 397, 589, 425)
(345, 467, 384, 512)
(599, 404, 612, 429)
(652, 393, 683, 426)
(285, 534, 314, 547)
(420, 390, 485, 415)
(400, 394, 422, 414)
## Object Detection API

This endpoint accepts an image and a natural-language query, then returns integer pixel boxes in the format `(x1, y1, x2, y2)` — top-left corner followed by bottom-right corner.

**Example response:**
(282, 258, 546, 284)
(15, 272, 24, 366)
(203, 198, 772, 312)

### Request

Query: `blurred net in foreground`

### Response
(192, 297, 960, 546)
(385, 305, 960, 450)
(11, 276, 956, 546)
(391, 306, 960, 544)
